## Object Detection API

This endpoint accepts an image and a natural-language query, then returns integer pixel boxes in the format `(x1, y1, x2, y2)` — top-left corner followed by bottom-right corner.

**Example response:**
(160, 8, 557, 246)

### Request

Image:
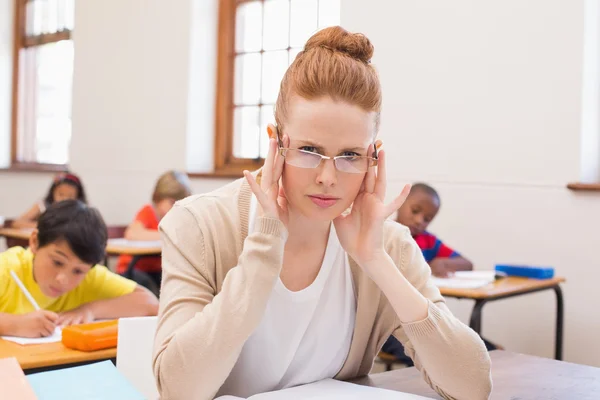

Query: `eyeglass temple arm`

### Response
(372, 142, 379, 159)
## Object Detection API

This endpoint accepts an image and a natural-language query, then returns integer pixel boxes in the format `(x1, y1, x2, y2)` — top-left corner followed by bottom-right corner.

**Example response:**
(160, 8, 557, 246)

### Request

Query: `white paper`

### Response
(453, 271, 496, 281)
(1, 327, 62, 345)
(216, 379, 432, 400)
(432, 271, 495, 289)
(107, 238, 162, 248)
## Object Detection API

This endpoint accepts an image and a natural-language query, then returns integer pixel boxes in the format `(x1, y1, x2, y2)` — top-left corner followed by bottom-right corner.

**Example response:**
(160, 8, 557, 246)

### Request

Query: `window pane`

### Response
(261, 51, 288, 104)
(318, 0, 341, 29)
(63, 0, 75, 30)
(289, 48, 302, 65)
(235, 53, 261, 105)
(236, 1, 262, 52)
(259, 105, 275, 158)
(18, 40, 73, 165)
(290, 0, 318, 48)
(263, 0, 290, 51)
(26, 0, 74, 36)
(233, 106, 260, 159)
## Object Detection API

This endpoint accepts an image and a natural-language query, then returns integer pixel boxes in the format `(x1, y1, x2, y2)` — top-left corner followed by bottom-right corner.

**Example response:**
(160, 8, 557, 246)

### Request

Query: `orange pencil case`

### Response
(61, 320, 119, 352)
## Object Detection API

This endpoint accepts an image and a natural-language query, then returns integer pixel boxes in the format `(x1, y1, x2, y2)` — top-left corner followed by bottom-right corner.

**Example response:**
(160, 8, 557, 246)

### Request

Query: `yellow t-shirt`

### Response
(0, 247, 137, 314)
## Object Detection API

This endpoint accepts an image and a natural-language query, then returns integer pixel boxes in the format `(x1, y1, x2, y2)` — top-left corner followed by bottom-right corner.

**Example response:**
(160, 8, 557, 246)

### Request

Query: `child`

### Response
(13, 172, 87, 229)
(116, 171, 192, 287)
(381, 183, 495, 365)
(0, 200, 158, 338)
(396, 183, 473, 277)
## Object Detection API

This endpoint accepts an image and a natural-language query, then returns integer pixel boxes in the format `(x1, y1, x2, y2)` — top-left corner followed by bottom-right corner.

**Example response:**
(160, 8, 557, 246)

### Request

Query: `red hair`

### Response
(275, 26, 382, 133)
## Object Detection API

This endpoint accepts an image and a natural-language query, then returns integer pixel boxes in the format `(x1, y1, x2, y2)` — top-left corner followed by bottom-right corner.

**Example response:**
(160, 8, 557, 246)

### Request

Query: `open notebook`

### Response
(216, 379, 433, 399)
(1, 327, 62, 345)
(432, 270, 496, 289)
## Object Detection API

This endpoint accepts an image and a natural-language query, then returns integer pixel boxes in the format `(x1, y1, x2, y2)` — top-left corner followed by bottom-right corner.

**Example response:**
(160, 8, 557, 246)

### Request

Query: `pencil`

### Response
(9, 270, 41, 311)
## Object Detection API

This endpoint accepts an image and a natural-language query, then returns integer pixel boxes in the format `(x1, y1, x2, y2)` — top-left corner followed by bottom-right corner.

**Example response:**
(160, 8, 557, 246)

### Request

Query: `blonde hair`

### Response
(275, 26, 382, 132)
(152, 170, 192, 203)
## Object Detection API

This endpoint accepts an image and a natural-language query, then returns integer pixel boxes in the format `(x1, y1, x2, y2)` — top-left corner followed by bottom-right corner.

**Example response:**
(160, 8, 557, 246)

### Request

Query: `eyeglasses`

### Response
(277, 147, 378, 174)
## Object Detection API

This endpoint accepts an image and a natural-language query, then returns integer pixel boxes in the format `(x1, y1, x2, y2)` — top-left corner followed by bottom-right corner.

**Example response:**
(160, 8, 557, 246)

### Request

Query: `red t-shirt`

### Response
(116, 204, 161, 274)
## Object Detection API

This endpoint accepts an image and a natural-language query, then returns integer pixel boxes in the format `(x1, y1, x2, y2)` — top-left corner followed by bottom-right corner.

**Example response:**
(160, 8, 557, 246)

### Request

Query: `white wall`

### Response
(343, 0, 600, 367)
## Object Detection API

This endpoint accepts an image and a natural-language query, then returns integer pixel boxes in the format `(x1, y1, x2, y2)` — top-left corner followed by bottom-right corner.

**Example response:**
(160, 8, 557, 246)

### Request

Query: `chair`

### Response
(116, 316, 159, 400)
(107, 225, 127, 239)
(376, 351, 409, 372)
(104, 225, 128, 266)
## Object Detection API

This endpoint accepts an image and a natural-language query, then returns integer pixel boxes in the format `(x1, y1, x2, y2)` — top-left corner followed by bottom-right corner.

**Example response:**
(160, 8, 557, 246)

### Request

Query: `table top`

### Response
(354, 351, 600, 399)
(0, 229, 161, 256)
(105, 238, 161, 256)
(439, 276, 565, 299)
(0, 339, 116, 371)
(0, 228, 32, 241)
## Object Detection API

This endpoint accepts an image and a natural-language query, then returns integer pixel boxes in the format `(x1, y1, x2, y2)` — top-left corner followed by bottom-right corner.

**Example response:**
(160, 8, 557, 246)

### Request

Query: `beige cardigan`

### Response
(153, 177, 492, 400)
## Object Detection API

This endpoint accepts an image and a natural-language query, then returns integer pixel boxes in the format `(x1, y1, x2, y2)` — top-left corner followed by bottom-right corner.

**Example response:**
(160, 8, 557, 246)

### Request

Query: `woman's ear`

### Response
(29, 229, 40, 254)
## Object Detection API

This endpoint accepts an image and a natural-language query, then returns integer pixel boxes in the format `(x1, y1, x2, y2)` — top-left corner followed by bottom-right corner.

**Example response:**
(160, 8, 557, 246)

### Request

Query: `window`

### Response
(11, 0, 74, 169)
(214, 0, 340, 175)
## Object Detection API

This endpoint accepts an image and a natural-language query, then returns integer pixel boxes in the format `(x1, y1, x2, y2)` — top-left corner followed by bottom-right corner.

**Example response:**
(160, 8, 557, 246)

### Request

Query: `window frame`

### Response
(9, 0, 71, 172)
(212, 0, 264, 177)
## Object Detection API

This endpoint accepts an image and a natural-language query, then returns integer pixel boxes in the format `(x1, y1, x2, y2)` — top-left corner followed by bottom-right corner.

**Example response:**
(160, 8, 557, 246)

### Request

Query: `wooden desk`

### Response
(354, 351, 600, 399)
(439, 276, 565, 360)
(0, 339, 116, 374)
(0, 227, 32, 241)
(105, 238, 161, 279)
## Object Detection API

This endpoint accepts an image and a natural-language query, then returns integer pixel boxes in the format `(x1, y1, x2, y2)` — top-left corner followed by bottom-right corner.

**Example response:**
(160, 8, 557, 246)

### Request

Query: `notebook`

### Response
(26, 360, 145, 400)
(0, 357, 38, 400)
(1, 327, 62, 345)
(215, 378, 433, 399)
(107, 238, 162, 248)
(432, 270, 496, 289)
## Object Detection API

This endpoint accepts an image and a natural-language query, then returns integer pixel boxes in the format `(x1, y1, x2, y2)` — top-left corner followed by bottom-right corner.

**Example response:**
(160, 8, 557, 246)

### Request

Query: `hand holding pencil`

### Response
(8, 270, 59, 338)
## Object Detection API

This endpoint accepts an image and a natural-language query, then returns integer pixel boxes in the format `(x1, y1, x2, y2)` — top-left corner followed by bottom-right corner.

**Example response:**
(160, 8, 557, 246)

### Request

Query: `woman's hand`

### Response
(244, 136, 289, 226)
(334, 148, 411, 274)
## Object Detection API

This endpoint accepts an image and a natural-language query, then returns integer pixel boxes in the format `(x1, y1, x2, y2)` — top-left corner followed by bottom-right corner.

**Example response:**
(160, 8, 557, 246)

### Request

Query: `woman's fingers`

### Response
(244, 170, 271, 209)
(364, 144, 376, 193)
(272, 134, 286, 182)
(384, 183, 412, 218)
(261, 138, 277, 192)
(374, 149, 387, 201)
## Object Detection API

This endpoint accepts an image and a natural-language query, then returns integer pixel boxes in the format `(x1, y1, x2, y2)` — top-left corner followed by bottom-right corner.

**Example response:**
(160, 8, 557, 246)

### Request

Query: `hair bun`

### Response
(305, 26, 374, 64)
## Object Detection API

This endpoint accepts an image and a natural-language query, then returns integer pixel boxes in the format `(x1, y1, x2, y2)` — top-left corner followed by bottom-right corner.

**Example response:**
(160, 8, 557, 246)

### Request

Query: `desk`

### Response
(354, 351, 600, 399)
(105, 238, 162, 279)
(439, 276, 565, 360)
(0, 339, 116, 374)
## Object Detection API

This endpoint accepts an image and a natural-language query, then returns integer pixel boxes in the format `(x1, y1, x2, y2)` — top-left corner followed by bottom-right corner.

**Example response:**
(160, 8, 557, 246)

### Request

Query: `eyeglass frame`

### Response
(275, 128, 379, 172)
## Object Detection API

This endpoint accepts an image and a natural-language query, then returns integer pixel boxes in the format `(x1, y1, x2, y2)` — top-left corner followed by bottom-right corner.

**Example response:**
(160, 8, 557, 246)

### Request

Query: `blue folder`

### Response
(26, 360, 145, 400)
(495, 264, 555, 279)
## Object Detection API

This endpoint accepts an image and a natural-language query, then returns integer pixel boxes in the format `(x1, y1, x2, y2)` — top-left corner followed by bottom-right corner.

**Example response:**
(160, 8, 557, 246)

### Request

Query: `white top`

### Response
(217, 196, 356, 398)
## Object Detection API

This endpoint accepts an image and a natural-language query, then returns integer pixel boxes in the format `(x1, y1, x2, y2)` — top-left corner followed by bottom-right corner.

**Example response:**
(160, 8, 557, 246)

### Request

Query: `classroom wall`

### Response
(342, 0, 600, 367)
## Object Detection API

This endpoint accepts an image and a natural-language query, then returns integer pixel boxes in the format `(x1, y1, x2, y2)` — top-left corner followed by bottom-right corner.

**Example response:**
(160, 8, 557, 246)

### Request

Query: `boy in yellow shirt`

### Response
(0, 200, 159, 338)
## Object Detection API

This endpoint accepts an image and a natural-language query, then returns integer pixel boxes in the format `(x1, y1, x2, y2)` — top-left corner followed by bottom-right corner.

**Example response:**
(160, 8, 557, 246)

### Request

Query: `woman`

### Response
(153, 26, 492, 400)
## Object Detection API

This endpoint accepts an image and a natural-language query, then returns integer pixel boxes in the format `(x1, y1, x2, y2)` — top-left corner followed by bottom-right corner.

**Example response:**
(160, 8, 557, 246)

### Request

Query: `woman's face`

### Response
(279, 96, 376, 222)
